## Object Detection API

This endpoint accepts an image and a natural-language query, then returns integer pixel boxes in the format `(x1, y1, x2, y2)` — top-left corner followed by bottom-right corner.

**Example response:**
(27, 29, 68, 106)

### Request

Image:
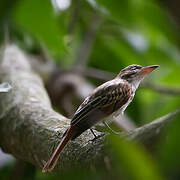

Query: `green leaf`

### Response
(92, 0, 178, 42)
(158, 112, 180, 177)
(108, 135, 163, 180)
(12, 0, 66, 58)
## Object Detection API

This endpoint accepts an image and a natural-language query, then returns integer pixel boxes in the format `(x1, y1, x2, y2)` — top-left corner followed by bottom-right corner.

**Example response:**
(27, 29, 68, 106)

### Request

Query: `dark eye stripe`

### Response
(122, 72, 135, 79)
(130, 65, 142, 69)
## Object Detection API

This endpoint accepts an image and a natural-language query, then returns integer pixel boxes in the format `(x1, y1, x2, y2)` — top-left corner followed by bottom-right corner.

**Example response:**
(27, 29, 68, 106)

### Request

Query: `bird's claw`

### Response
(89, 132, 105, 142)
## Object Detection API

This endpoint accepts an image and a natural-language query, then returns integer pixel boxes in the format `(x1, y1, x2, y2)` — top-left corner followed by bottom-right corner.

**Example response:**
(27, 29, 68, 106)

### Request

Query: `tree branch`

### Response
(0, 45, 179, 172)
(0, 45, 105, 171)
(141, 81, 180, 95)
(74, 14, 102, 68)
(76, 67, 180, 96)
(124, 108, 180, 145)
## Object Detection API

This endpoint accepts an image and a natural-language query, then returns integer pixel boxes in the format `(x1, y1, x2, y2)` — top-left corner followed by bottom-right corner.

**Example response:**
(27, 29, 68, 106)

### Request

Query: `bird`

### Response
(42, 64, 159, 172)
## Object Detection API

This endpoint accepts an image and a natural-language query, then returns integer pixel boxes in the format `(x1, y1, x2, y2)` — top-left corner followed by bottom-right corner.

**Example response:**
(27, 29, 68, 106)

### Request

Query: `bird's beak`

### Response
(140, 65, 159, 75)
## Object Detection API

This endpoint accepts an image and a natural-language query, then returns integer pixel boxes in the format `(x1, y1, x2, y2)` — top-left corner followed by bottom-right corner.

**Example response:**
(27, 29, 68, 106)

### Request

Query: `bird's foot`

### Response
(89, 129, 105, 142)
(89, 134, 105, 142)
(103, 122, 120, 135)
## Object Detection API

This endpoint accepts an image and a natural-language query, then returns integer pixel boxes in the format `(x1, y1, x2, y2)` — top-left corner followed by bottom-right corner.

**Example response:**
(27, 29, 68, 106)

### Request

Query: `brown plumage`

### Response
(42, 64, 159, 172)
(70, 79, 132, 139)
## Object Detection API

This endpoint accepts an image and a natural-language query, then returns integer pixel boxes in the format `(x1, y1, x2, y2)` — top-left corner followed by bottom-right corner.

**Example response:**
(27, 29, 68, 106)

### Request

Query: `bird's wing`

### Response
(71, 96, 106, 125)
(71, 81, 132, 126)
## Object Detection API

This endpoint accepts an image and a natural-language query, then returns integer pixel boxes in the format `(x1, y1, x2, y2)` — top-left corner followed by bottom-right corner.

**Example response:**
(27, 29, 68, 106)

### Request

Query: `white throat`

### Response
(112, 77, 143, 118)
(131, 78, 144, 92)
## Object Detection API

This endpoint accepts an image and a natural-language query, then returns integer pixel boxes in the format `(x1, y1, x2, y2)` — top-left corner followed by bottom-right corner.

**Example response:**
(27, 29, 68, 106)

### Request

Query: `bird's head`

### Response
(117, 64, 159, 88)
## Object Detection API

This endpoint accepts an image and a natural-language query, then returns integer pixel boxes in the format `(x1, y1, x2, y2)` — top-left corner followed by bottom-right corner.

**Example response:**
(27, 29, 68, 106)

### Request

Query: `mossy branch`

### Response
(0, 45, 179, 172)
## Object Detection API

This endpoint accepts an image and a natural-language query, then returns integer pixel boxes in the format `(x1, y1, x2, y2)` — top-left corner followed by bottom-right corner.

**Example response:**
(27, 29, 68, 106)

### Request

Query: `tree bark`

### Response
(0, 44, 105, 171)
(0, 44, 179, 172)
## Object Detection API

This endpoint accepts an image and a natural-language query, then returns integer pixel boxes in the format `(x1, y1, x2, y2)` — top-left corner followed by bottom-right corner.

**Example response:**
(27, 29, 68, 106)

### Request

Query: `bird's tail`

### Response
(42, 126, 74, 172)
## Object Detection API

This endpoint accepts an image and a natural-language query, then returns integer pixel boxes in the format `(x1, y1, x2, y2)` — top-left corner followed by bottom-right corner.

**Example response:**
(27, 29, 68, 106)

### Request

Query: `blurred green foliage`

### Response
(107, 134, 164, 180)
(0, 0, 180, 179)
(12, 0, 67, 58)
(158, 113, 180, 179)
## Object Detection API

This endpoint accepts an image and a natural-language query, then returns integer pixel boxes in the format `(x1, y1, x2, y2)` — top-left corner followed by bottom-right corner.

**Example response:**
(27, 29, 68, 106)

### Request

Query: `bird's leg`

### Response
(103, 122, 120, 135)
(89, 129, 104, 141)
(90, 128, 97, 139)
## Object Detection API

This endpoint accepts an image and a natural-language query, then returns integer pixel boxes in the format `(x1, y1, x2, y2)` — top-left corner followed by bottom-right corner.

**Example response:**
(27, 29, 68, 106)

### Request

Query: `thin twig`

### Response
(123, 108, 180, 144)
(67, 0, 80, 35)
(81, 67, 115, 81)
(141, 81, 180, 95)
(113, 114, 137, 131)
(80, 67, 180, 96)
(75, 14, 102, 68)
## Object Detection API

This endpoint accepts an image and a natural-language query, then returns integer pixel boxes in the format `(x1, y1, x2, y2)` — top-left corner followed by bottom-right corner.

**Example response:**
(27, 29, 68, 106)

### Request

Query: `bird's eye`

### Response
(131, 67, 136, 70)
(131, 66, 141, 70)
(122, 72, 135, 79)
